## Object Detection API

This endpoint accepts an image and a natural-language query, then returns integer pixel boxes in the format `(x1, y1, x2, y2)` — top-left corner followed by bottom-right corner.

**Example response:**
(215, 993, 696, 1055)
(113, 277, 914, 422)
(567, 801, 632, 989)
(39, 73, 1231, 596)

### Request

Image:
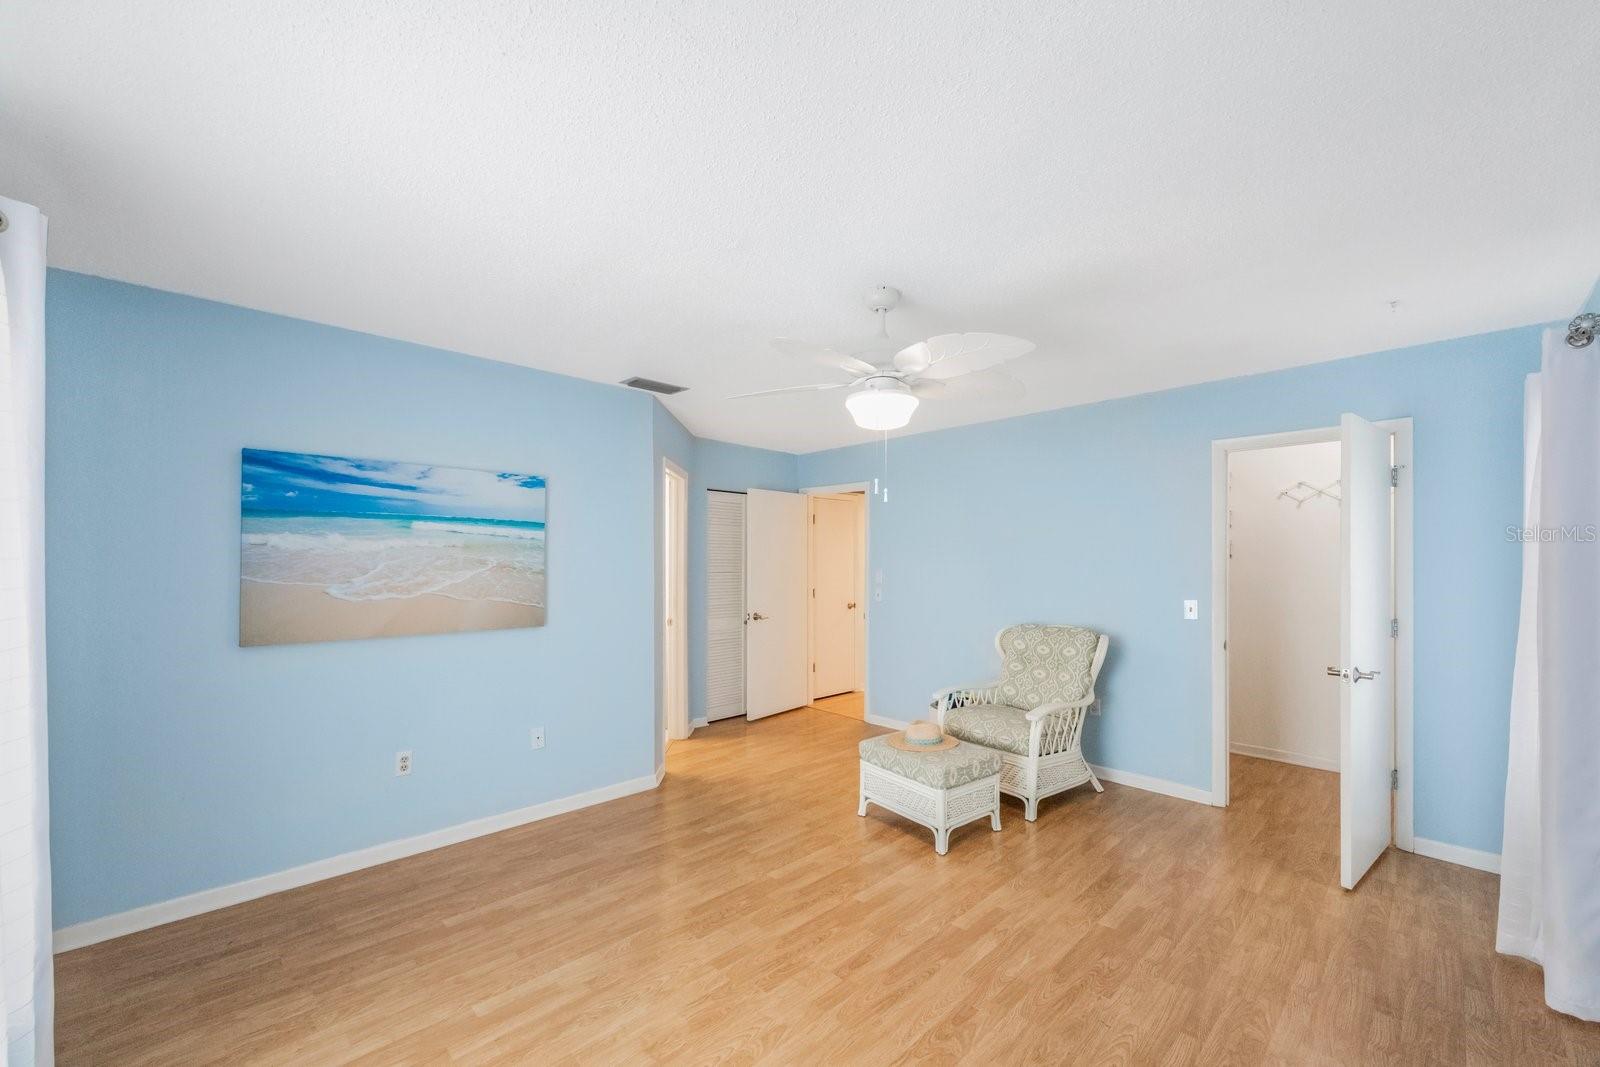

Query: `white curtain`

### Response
(0, 196, 54, 1066)
(1497, 328, 1600, 1022)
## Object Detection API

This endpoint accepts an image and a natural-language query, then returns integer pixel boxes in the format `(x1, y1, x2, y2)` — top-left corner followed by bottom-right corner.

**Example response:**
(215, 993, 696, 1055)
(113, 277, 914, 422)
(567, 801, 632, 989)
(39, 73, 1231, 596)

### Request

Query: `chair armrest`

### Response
(1023, 695, 1097, 759)
(1024, 694, 1096, 722)
(929, 682, 1000, 724)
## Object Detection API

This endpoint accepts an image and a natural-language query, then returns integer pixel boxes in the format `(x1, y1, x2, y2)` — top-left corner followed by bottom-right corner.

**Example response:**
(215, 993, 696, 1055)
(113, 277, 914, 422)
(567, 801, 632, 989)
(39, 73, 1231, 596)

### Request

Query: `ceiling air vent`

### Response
(621, 376, 688, 396)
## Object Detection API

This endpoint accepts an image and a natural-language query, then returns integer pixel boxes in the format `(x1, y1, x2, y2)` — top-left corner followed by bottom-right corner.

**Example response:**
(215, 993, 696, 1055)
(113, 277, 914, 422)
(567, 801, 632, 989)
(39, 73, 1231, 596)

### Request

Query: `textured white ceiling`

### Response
(3, 2, 1597, 452)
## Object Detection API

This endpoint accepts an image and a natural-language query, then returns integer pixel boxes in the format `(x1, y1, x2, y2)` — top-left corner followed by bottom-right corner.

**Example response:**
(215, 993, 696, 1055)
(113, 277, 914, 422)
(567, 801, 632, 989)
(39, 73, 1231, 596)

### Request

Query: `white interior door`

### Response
(746, 488, 808, 720)
(1337, 413, 1395, 889)
(810, 495, 859, 698)
(705, 491, 747, 722)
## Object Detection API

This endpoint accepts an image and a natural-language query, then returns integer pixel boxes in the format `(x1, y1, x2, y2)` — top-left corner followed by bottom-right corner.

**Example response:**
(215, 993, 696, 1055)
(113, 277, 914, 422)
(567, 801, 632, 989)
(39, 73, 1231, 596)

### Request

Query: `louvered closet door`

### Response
(705, 491, 747, 721)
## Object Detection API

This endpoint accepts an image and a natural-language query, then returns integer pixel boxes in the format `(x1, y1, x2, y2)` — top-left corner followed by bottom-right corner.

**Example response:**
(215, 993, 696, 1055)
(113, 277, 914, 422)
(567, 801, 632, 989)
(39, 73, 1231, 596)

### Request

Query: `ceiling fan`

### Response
(730, 286, 1035, 431)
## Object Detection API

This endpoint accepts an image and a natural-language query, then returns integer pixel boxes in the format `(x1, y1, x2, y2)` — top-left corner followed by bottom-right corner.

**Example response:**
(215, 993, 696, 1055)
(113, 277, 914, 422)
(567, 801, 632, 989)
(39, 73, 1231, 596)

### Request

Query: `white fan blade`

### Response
(908, 378, 945, 398)
(772, 338, 878, 379)
(727, 381, 850, 400)
(916, 333, 1036, 381)
(893, 341, 933, 374)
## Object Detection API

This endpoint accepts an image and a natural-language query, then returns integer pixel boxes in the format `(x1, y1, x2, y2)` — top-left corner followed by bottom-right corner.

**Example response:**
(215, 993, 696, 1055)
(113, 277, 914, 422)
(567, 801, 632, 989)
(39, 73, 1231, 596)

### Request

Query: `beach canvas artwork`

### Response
(240, 449, 547, 646)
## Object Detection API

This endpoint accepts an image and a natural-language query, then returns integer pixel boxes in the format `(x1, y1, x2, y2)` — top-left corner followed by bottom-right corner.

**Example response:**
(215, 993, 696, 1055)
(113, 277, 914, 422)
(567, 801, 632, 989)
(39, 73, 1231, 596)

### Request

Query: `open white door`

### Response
(746, 489, 808, 720)
(1336, 413, 1395, 889)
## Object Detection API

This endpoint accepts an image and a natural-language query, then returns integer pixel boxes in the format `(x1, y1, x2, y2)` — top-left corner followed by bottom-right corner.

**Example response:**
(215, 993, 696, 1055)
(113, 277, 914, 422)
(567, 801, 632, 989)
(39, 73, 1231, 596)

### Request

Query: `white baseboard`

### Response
(865, 713, 911, 730)
(654, 763, 666, 786)
(1412, 836, 1501, 874)
(1090, 764, 1213, 806)
(1229, 741, 1338, 773)
(690, 717, 708, 729)
(54, 770, 664, 954)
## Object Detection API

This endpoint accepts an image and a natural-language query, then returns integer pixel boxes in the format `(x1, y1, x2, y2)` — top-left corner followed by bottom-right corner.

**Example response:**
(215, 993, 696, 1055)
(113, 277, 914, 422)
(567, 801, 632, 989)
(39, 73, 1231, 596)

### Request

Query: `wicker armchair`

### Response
(931, 624, 1109, 821)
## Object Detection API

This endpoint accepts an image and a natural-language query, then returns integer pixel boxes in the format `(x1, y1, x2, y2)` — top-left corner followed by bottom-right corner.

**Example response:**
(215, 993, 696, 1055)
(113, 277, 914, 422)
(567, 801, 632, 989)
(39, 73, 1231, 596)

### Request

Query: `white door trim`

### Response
(1209, 419, 1414, 853)
(801, 481, 872, 496)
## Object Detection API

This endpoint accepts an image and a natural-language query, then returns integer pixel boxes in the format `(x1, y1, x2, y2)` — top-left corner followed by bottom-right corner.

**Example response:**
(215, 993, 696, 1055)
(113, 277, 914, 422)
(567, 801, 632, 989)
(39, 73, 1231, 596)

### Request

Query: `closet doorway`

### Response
(1226, 440, 1343, 774)
(806, 488, 867, 720)
(700, 484, 870, 726)
(1211, 418, 1414, 890)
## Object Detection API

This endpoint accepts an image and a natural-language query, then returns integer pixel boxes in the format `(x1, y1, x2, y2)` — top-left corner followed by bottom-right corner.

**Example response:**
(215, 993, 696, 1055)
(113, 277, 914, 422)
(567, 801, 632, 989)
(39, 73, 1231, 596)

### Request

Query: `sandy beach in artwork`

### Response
(240, 581, 544, 646)
(239, 449, 548, 647)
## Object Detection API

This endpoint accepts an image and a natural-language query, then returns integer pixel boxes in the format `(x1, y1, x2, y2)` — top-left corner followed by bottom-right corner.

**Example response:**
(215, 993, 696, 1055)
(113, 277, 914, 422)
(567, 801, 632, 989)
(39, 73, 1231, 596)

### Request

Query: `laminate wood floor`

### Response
(808, 691, 865, 721)
(57, 708, 1600, 1065)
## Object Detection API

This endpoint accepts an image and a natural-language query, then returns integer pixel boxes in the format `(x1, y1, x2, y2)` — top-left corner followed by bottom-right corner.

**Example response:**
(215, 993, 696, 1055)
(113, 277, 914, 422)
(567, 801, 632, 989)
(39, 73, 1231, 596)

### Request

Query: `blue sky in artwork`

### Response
(242, 449, 546, 523)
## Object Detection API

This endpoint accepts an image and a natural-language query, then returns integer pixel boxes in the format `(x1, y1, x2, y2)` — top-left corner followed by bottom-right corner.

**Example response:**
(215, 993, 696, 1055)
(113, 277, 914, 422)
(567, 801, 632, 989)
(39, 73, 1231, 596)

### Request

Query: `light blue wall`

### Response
(685, 439, 798, 718)
(46, 271, 660, 927)
(798, 325, 1544, 855)
(43, 265, 1547, 927)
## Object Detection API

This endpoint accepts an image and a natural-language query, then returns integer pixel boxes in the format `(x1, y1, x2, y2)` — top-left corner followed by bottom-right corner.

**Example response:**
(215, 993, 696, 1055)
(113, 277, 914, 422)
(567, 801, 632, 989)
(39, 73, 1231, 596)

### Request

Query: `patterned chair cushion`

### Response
(994, 623, 1100, 711)
(943, 702, 1035, 756)
(858, 735, 1001, 789)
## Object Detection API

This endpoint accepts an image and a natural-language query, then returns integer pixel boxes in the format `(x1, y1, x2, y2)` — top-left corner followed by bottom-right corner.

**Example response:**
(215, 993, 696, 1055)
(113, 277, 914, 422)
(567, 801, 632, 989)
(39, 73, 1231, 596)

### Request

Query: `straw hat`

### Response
(886, 719, 960, 752)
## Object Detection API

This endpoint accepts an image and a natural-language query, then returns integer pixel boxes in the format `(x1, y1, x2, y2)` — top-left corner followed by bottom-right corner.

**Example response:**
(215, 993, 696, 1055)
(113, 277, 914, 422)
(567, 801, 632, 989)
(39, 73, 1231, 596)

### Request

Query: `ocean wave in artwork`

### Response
(241, 514, 546, 605)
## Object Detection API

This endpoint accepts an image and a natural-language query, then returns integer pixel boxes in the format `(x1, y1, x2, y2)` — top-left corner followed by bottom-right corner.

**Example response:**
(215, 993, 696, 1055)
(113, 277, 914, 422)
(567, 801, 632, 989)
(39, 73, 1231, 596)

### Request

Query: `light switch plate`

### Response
(1183, 599, 1198, 620)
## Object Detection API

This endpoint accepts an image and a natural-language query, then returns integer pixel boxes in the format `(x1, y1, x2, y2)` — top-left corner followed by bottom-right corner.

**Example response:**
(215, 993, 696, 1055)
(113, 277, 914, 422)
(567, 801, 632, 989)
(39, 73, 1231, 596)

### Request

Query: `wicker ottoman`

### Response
(858, 735, 1003, 854)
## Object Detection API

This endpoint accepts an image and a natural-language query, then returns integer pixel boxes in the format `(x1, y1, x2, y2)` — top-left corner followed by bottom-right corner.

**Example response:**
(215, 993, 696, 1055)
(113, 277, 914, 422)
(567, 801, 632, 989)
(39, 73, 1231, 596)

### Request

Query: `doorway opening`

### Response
(806, 490, 867, 721)
(1211, 418, 1414, 890)
(1226, 440, 1343, 775)
(700, 483, 871, 727)
(662, 461, 689, 750)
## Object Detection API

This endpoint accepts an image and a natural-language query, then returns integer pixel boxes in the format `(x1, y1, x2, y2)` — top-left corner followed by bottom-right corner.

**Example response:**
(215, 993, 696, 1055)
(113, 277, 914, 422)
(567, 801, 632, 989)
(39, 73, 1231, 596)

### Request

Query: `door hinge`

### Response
(1391, 769, 1399, 791)
(1390, 465, 1402, 487)
(1390, 618, 1399, 638)
(811, 662, 816, 672)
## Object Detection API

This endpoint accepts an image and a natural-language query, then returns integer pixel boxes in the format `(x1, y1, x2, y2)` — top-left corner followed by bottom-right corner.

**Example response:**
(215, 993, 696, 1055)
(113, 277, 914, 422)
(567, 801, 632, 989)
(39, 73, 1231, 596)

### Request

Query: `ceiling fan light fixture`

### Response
(845, 378, 918, 431)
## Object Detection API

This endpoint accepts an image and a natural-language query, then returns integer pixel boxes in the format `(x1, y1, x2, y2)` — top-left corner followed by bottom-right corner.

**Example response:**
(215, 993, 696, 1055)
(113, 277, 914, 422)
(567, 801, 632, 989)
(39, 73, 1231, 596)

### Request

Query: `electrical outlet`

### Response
(395, 750, 412, 776)
(1183, 599, 1198, 620)
(530, 727, 545, 751)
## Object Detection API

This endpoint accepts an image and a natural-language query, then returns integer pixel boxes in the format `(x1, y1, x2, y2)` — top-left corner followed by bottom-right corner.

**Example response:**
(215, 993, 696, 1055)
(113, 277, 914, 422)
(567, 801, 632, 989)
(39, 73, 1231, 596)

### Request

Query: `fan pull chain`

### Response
(881, 429, 890, 503)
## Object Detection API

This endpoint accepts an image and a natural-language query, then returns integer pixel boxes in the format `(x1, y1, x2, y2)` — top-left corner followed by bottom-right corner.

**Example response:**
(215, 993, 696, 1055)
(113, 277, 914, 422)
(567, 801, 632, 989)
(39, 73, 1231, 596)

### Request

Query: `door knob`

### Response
(1326, 666, 1346, 678)
(751, 611, 768, 621)
(847, 602, 857, 610)
(1327, 665, 1381, 683)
